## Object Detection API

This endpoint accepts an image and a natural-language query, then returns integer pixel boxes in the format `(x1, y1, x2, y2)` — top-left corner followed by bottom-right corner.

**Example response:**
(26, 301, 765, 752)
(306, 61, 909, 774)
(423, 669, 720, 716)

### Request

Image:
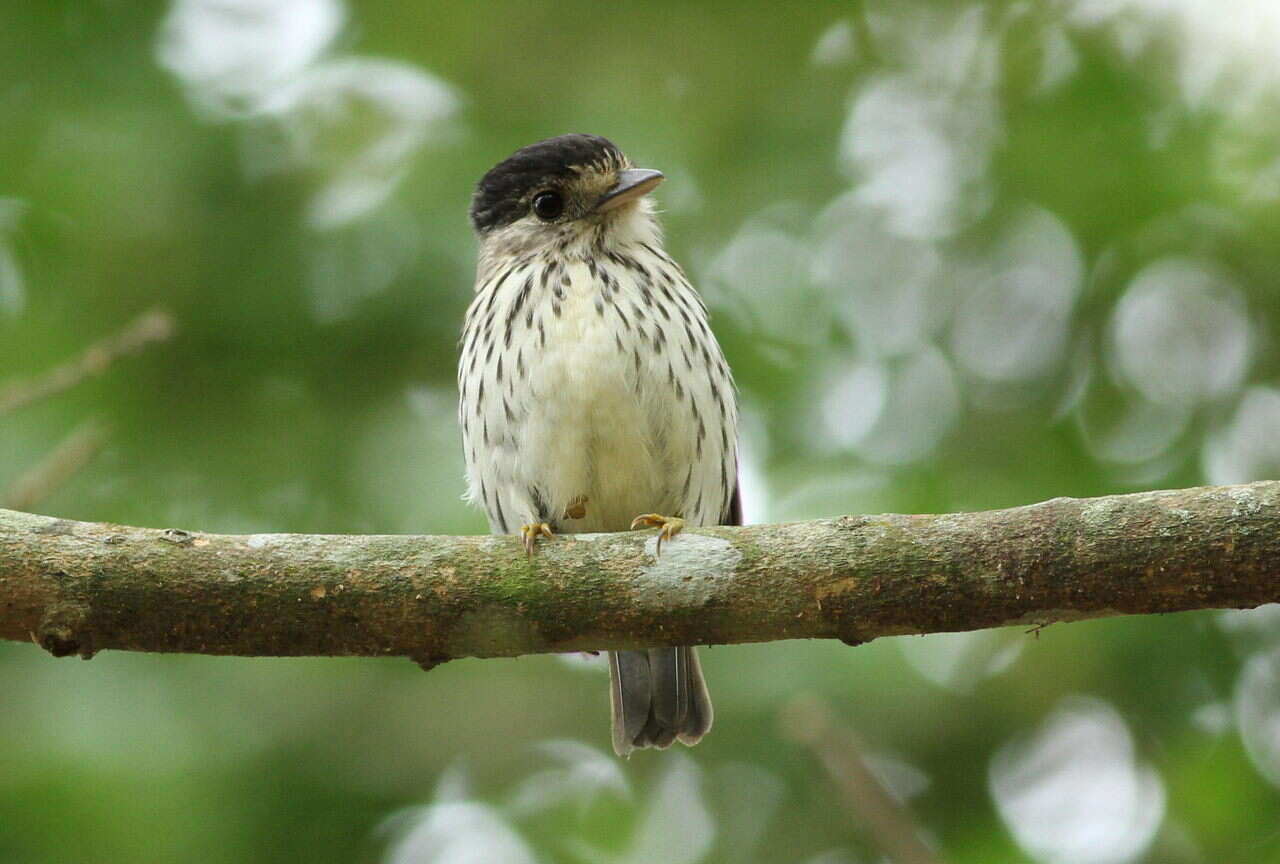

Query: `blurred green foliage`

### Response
(3, 1, 1280, 862)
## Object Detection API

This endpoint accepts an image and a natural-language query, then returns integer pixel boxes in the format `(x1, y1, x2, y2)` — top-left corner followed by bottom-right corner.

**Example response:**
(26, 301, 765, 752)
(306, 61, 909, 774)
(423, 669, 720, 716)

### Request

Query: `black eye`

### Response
(531, 191, 564, 221)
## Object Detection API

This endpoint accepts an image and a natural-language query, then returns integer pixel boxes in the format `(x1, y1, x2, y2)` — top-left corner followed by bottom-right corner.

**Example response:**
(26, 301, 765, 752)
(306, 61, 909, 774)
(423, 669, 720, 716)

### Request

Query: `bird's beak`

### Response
(596, 168, 665, 212)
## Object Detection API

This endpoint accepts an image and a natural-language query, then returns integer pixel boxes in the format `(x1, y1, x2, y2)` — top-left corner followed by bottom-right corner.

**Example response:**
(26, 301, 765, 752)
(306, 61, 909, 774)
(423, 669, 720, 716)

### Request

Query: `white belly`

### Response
(461, 237, 737, 537)
(519, 261, 675, 532)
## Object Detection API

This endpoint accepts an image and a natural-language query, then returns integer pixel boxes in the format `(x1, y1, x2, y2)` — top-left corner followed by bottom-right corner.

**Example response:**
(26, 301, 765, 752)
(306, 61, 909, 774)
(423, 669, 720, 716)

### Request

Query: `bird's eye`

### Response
(531, 191, 564, 221)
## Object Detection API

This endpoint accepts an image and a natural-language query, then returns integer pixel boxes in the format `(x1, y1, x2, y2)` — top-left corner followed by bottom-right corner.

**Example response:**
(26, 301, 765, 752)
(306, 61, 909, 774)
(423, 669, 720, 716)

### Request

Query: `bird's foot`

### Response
(564, 496, 588, 520)
(520, 522, 553, 557)
(629, 513, 685, 556)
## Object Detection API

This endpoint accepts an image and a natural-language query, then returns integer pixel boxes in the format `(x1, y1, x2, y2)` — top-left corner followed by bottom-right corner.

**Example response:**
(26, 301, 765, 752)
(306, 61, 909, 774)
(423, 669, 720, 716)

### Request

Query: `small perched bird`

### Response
(458, 134, 740, 756)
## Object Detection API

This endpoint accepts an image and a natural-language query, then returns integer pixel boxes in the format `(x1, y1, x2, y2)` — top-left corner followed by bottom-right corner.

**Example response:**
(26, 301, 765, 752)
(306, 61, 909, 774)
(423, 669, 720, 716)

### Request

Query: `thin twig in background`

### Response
(782, 695, 947, 864)
(0, 308, 175, 417)
(2, 418, 109, 511)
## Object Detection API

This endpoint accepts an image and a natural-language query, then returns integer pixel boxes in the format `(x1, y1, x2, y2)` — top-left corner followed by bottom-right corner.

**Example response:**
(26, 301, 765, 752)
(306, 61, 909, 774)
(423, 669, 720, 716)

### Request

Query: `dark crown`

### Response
(470, 134, 626, 234)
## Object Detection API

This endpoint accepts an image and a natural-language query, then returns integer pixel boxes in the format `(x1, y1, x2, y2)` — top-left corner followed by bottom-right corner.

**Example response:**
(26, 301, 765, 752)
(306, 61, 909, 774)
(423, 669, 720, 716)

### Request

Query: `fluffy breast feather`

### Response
(459, 233, 737, 536)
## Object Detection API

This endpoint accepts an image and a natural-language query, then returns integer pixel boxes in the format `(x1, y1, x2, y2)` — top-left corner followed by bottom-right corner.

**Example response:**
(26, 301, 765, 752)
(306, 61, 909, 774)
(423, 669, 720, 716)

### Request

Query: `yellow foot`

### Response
(564, 496, 588, 520)
(520, 522, 553, 557)
(629, 513, 685, 556)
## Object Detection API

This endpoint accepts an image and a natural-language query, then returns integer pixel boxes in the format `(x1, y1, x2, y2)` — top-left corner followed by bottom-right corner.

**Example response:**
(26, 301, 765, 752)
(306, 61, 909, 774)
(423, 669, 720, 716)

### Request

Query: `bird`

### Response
(458, 134, 740, 756)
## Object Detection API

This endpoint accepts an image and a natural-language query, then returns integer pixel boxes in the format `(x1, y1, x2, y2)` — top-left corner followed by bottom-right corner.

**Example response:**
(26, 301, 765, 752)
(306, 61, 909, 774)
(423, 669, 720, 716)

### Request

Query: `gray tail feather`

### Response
(608, 646, 712, 757)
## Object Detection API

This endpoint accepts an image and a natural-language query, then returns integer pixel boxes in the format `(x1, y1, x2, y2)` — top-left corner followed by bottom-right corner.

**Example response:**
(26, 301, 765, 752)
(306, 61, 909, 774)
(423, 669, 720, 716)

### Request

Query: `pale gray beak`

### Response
(596, 168, 665, 212)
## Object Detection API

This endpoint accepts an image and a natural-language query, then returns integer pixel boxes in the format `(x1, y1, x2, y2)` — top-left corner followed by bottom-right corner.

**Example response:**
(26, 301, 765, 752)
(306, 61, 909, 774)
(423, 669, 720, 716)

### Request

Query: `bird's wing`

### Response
(721, 482, 742, 527)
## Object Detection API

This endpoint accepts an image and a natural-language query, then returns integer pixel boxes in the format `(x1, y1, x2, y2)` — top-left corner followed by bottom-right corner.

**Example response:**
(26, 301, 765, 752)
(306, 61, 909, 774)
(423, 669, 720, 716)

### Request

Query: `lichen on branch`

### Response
(1, 482, 1278, 665)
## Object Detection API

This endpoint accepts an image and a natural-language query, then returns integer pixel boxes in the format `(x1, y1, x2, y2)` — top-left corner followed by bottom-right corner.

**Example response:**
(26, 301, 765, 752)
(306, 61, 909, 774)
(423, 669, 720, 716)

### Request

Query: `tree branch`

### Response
(1, 481, 1277, 665)
(783, 695, 945, 864)
(0, 308, 174, 417)
(2, 418, 109, 511)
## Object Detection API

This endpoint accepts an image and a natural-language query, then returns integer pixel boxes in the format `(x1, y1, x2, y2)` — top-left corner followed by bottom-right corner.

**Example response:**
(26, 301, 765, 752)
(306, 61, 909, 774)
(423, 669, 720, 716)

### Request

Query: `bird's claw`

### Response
(520, 522, 553, 557)
(629, 513, 685, 556)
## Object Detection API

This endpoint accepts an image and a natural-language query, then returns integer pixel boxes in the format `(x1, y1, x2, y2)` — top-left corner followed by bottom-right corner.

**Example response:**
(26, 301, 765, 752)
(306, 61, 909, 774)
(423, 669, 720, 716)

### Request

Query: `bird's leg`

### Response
(629, 513, 685, 556)
(564, 496, 588, 520)
(520, 522, 553, 557)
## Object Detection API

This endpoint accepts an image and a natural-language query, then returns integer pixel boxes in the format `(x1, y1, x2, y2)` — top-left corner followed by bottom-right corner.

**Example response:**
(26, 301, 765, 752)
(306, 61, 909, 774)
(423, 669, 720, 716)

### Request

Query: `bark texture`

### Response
(1, 481, 1277, 665)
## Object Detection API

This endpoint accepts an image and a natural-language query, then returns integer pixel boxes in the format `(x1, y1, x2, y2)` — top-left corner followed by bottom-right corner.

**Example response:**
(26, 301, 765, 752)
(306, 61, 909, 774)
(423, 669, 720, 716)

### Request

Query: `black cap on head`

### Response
(470, 134, 625, 234)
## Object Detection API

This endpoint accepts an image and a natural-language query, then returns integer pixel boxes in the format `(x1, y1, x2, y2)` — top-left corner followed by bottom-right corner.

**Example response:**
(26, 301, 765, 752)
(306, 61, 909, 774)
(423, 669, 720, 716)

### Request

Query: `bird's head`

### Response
(470, 134, 664, 264)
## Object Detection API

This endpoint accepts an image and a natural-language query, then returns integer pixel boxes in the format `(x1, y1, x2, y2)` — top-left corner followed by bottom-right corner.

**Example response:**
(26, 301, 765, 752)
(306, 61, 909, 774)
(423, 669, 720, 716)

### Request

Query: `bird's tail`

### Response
(608, 646, 712, 757)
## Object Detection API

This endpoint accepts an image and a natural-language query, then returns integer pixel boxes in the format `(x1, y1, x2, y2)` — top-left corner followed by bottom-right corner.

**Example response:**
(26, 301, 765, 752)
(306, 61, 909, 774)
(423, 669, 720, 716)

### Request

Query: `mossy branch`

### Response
(1, 482, 1277, 666)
